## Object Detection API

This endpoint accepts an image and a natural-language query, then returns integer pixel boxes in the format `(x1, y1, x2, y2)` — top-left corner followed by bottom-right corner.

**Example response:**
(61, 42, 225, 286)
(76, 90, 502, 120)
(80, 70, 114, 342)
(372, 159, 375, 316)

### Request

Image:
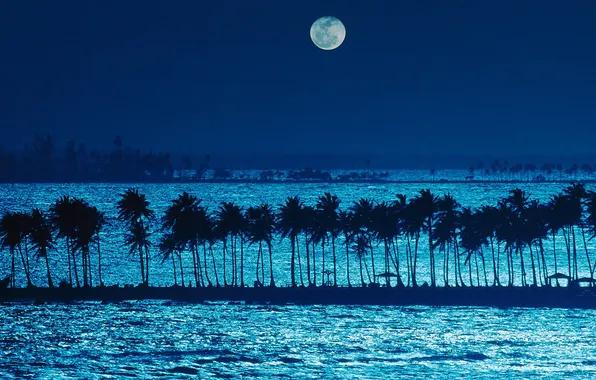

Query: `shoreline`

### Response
(2, 286, 596, 309)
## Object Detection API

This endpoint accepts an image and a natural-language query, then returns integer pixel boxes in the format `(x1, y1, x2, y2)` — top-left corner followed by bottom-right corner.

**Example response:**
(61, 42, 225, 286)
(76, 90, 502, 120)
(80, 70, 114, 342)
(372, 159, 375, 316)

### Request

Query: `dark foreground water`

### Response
(2, 302, 596, 378)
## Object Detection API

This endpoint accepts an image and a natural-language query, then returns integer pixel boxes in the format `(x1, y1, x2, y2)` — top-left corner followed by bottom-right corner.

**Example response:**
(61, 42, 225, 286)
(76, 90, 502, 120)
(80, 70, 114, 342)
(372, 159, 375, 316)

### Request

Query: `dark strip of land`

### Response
(2, 286, 596, 309)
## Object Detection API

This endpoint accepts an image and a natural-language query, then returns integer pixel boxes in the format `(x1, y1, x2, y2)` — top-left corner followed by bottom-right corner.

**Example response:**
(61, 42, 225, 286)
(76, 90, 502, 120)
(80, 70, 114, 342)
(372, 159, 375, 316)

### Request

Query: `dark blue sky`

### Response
(1, 1, 595, 156)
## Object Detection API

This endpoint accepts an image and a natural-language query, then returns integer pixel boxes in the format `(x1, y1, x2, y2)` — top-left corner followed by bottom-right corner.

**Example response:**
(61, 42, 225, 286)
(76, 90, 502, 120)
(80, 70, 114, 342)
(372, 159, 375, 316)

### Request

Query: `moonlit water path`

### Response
(1, 302, 596, 378)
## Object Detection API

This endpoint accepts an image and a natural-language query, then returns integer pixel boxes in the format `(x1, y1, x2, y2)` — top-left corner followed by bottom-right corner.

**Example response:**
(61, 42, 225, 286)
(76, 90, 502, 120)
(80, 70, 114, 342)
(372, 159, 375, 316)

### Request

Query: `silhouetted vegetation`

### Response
(4, 184, 596, 291)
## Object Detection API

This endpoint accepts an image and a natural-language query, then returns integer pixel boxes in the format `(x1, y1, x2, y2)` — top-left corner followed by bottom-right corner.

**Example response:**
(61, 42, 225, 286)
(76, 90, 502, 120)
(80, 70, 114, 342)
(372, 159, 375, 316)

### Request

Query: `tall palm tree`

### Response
(117, 188, 154, 285)
(547, 195, 567, 285)
(563, 184, 588, 280)
(278, 196, 304, 287)
(371, 202, 400, 287)
(247, 204, 276, 287)
(415, 189, 440, 287)
(215, 202, 247, 287)
(50, 196, 79, 287)
(477, 205, 503, 286)
(433, 194, 460, 287)
(159, 232, 181, 286)
(316, 193, 341, 286)
(349, 199, 376, 284)
(29, 209, 55, 288)
(162, 192, 202, 287)
(339, 210, 354, 287)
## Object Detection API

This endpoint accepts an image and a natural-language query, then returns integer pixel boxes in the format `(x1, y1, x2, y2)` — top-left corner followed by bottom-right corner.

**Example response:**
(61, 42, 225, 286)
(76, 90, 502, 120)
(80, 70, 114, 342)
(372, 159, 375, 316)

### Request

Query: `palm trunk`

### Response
(305, 234, 311, 285)
(345, 237, 351, 287)
(268, 243, 275, 287)
(240, 240, 244, 287)
(529, 244, 537, 286)
(67, 238, 72, 285)
(581, 229, 593, 278)
(97, 238, 103, 286)
(44, 250, 54, 288)
(290, 235, 296, 287)
(552, 232, 559, 286)
(178, 252, 185, 287)
(370, 244, 376, 284)
(260, 242, 265, 284)
(17, 245, 32, 287)
(412, 233, 420, 287)
(296, 238, 304, 286)
(223, 239, 228, 286)
(332, 237, 337, 286)
(137, 246, 144, 286)
(172, 254, 177, 286)
(321, 238, 326, 285)
(203, 244, 212, 286)
(490, 237, 498, 286)
(359, 255, 365, 286)
(191, 245, 199, 286)
(312, 241, 316, 286)
(210, 245, 220, 287)
(11, 248, 15, 288)
(572, 227, 578, 279)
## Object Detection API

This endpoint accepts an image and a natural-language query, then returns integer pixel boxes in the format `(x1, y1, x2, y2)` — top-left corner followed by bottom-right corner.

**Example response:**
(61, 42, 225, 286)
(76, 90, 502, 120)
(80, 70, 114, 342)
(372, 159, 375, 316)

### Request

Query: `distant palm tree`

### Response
(316, 193, 341, 286)
(29, 209, 55, 288)
(278, 196, 304, 287)
(563, 184, 588, 280)
(117, 188, 154, 285)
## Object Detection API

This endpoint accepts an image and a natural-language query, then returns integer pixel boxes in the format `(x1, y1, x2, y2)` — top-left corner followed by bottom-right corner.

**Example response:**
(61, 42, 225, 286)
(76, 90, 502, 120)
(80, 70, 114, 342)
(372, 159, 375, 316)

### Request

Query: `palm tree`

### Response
(477, 205, 503, 286)
(349, 199, 376, 283)
(371, 202, 400, 287)
(316, 193, 341, 286)
(29, 209, 55, 288)
(278, 196, 304, 287)
(433, 194, 460, 287)
(586, 190, 596, 278)
(547, 195, 567, 285)
(415, 189, 440, 287)
(339, 210, 354, 287)
(117, 188, 154, 285)
(50, 196, 79, 287)
(162, 192, 202, 287)
(351, 234, 371, 286)
(563, 184, 588, 280)
(124, 222, 152, 286)
(0, 212, 31, 287)
(216, 202, 247, 287)
(159, 232, 181, 286)
(72, 204, 103, 287)
(247, 204, 276, 287)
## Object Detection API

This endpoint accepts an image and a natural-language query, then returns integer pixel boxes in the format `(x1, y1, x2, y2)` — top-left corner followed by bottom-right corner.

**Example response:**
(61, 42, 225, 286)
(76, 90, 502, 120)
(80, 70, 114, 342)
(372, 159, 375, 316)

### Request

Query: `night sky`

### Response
(1, 1, 595, 156)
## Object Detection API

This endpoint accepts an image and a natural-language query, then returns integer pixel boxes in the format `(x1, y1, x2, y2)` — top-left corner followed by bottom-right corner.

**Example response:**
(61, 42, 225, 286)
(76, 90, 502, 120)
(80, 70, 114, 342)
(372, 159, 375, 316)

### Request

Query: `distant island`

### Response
(2, 134, 596, 183)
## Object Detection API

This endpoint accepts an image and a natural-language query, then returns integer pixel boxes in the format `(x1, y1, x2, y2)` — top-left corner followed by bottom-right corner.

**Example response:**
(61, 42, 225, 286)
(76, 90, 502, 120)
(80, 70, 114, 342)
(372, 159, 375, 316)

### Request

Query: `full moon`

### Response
(310, 16, 346, 51)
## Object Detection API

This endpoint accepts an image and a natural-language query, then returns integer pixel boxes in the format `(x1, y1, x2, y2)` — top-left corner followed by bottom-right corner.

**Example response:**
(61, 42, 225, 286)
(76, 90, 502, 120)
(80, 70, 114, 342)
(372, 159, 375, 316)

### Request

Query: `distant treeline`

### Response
(1, 135, 596, 183)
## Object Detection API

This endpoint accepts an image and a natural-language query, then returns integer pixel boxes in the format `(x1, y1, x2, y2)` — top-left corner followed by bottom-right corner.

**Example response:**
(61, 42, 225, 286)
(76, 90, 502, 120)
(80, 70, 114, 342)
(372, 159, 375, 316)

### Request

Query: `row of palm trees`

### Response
(2, 184, 596, 289)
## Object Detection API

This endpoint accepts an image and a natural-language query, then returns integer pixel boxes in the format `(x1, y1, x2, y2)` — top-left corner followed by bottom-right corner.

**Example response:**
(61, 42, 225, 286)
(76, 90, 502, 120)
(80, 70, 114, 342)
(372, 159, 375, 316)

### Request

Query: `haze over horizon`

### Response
(1, 1, 595, 156)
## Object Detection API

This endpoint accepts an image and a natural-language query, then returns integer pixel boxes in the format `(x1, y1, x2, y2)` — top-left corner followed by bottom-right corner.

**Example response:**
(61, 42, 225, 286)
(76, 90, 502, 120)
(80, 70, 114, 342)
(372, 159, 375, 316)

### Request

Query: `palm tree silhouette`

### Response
(349, 199, 376, 284)
(339, 210, 354, 287)
(415, 189, 440, 287)
(433, 194, 460, 287)
(547, 194, 567, 285)
(50, 196, 79, 286)
(477, 205, 502, 286)
(0, 212, 32, 287)
(117, 188, 154, 286)
(124, 222, 152, 286)
(71, 204, 103, 287)
(162, 192, 204, 287)
(247, 204, 276, 287)
(278, 196, 304, 287)
(316, 193, 341, 286)
(159, 232, 182, 286)
(563, 184, 588, 280)
(29, 209, 55, 287)
(216, 202, 247, 287)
